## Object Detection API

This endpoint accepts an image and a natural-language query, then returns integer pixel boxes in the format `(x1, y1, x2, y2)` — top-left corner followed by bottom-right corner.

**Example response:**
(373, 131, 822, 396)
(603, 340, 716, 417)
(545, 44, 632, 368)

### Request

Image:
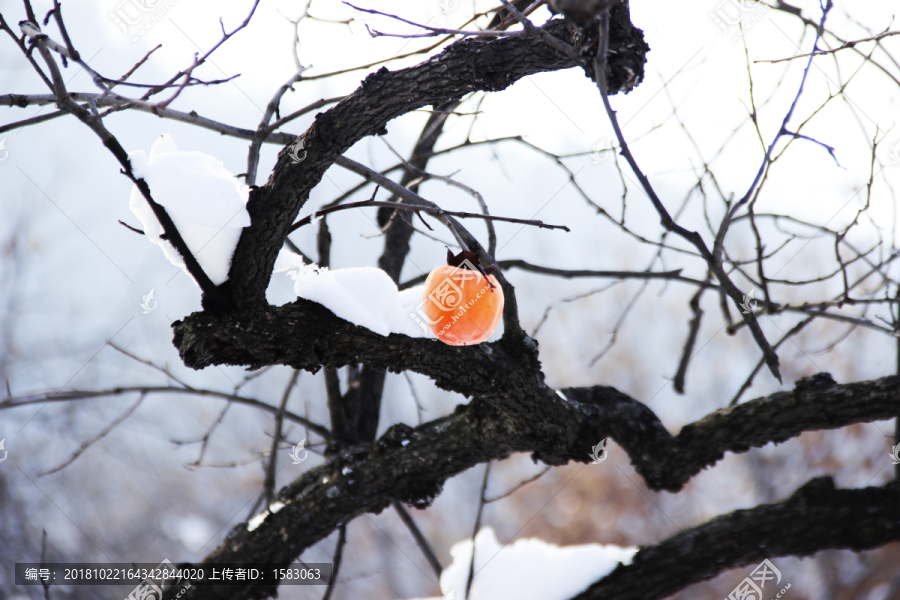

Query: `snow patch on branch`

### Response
(408, 527, 637, 600)
(128, 133, 251, 285)
(275, 250, 429, 338)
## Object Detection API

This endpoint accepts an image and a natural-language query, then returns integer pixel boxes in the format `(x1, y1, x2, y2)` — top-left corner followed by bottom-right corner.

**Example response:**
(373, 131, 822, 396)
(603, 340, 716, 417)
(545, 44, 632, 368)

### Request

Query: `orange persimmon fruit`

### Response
(422, 250, 504, 346)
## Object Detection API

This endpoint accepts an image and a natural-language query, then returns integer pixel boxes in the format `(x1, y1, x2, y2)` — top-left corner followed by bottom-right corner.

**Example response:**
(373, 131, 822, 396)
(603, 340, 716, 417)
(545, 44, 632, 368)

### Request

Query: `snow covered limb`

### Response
(16, 17, 235, 310)
(224, 12, 648, 308)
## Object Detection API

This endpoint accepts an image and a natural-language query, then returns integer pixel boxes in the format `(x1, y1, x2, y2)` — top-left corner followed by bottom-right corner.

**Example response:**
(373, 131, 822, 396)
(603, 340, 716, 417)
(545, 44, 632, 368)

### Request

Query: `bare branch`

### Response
(756, 28, 900, 64)
(393, 502, 443, 577)
(37, 393, 146, 477)
(0, 386, 330, 439)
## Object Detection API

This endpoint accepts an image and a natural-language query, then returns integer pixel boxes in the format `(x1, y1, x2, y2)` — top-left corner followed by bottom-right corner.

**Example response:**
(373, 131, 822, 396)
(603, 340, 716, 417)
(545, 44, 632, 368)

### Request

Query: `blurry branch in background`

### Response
(36, 393, 146, 477)
(174, 403, 234, 469)
(466, 463, 492, 599)
(729, 316, 816, 406)
(589, 278, 652, 366)
(109, 342, 192, 387)
(672, 284, 708, 394)
(39, 530, 51, 600)
(321, 526, 346, 600)
(262, 369, 300, 508)
(0, 386, 330, 439)
(393, 502, 443, 577)
(246, 6, 310, 186)
(287, 193, 568, 236)
(483, 465, 551, 503)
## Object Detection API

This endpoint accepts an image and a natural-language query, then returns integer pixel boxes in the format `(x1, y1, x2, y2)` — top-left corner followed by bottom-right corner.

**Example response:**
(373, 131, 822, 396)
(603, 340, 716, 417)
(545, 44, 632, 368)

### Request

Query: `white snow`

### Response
(275, 249, 430, 338)
(128, 134, 251, 285)
(246, 500, 289, 532)
(407, 527, 637, 600)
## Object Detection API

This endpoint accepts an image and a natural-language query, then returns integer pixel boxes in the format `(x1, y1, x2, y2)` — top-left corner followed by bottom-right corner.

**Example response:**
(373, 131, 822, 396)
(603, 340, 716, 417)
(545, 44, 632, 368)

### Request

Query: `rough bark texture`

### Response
(171, 295, 900, 600)
(174, 303, 900, 493)
(161, 5, 900, 600)
(162, 362, 900, 599)
(222, 11, 648, 309)
(573, 477, 900, 600)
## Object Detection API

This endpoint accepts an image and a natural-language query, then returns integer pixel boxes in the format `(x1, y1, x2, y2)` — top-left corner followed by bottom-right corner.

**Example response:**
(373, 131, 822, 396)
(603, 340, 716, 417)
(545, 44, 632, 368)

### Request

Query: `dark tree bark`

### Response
(94, 4, 894, 600)
(573, 477, 900, 600)
(221, 9, 648, 310)
(6, 1, 898, 598)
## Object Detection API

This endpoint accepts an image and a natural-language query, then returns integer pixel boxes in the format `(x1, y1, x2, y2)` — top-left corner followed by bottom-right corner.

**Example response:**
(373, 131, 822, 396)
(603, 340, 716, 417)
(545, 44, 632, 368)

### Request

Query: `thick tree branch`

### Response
(225, 15, 647, 308)
(162, 365, 900, 599)
(573, 477, 900, 600)
(173, 300, 900, 492)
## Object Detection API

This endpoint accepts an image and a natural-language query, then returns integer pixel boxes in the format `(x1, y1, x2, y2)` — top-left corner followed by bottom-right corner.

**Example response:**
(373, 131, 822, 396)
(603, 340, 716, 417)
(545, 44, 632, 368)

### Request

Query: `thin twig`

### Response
(466, 462, 491, 599)
(756, 29, 900, 64)
(393, 502, 442, 577)
(38, 393, 146, 476)
(264, 370, 300, 505)
(321, 526, 347, 600)
(290, 198, 568, 234)
(1, 387, 330, 438)
(592, 11, 783, 381)
(484, 465, 551, 503)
